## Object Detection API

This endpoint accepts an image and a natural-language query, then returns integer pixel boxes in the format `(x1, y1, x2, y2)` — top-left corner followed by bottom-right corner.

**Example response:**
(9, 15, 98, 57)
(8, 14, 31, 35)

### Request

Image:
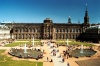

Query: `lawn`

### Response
(56, 40, 94, 46)
(4, 41, 42, 47)
(0, 60, 43, 66)
(4, 42, 28, 47)
(0, 50, 43, 66)
(16, 39, 41, 42)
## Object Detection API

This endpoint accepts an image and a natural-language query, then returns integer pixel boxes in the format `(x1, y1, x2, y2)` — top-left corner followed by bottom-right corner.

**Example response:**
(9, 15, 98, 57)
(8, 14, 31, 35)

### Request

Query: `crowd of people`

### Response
(46, 41, 70, 66)
(0, 38, 15, 46)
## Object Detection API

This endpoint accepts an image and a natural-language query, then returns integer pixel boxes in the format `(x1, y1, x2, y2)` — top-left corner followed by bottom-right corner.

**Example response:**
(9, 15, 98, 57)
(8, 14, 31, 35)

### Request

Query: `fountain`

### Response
(24, 44, 27, 53)
(8, 43, 43, 59)
(80, 44, 83, 53)
(66, 39, 69, 46)
(70, 45, 97, 57)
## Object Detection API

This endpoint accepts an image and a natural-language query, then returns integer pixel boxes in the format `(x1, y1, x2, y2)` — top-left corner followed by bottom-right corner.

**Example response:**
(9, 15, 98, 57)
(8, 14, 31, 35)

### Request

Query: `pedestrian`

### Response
(62, 58, 64, 62)
(47, 57, 49, 62)
(50, 59, 53, 62)
(59, 54, 61, 58)
(43, 49, 44, 52)
(67, 62, 70, 66)
(67, 55, 69, 59)
(57, 49, 59, 52)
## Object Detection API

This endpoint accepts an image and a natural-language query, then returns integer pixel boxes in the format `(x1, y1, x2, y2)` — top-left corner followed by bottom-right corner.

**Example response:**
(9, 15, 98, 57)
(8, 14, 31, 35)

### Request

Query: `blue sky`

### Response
(0, 0, 99, 24)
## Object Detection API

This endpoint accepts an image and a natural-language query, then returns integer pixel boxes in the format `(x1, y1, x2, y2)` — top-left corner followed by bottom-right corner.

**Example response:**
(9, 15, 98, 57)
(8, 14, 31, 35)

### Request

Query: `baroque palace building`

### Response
(5, 7, 90, 40)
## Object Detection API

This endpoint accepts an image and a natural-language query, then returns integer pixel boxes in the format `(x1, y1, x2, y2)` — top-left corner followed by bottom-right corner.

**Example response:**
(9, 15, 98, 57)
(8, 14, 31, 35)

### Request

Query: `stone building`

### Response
(4, 6, 92, 40)
(0, 24, 11, 39)
(79, 25, 100, 43)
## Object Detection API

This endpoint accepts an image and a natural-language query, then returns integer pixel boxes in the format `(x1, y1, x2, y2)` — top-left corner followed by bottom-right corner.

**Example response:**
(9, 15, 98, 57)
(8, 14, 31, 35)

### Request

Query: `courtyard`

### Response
(0, 39, 100, 66)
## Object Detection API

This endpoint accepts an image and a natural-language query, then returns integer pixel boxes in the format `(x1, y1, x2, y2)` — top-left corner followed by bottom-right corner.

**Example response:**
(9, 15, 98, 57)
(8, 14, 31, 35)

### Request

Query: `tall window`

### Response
(19, 34, 20, 39)
(15, 34, 17, 39)
(26, 34, 28, 39)
(35, 29, 37, 33)
(28, 28, 30, 32)
(32, 29, 35, 32)
(22, 34, 24, 39)
(56, 28, 58, 32)
(24, 28, 28, 32)
(21, 28, 23, 32)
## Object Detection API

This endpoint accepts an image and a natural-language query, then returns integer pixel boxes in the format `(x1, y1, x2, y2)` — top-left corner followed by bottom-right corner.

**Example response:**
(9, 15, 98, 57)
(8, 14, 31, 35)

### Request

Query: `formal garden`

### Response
(0, 39, 43, 66)
(56, 39, 94, 46)
(0, 50, 43, 66)
(0, 39, 99, 66)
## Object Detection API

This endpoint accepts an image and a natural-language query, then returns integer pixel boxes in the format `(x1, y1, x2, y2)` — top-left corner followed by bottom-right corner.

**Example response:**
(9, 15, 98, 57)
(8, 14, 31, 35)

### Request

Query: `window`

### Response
(35, 29, 37, 32)
(22, 34, 24, 39)
(21, 28, 23, 32)
(24, 28, 28, 32)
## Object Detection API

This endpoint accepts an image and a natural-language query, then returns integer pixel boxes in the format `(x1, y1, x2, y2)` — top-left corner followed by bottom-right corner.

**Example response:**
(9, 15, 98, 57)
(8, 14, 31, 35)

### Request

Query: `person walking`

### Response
(47, 57, 49, 62)
(62, 58, 64, 62)
(50, 59, 53, 62)
(67, 62, 70, 66)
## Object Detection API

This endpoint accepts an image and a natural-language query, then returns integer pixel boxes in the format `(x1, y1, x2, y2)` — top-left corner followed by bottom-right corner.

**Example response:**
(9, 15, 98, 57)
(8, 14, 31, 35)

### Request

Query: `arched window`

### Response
(32, 28, 35, 32)
(22, 34, 24, 39)
(68, 28, 70, 33)
(72, 29, 75, 33)
(28, 28, 30, 32)
(15, 34, 17, 39)
(17, 28, 20, 32)
(62, 29, 64, 32)
(26, 34, 28, 39)
(76, 29, 78, 33)
(63, 34, 64, 39)
(56, 34, 57, 39)
(74, 29, 76, 33)
(24, 28, 28, 32)
(35, 34, 38, 39)
(56, 28, 58, 32)
(15, 28, 18, 32)
(30, 28, 32, 32)
(35, 28, 37, 33)
(21, 28, 23, 32)
(70, 29, 72, 33)
(29, 34, 31, 39)
(58, 29, 60, 32)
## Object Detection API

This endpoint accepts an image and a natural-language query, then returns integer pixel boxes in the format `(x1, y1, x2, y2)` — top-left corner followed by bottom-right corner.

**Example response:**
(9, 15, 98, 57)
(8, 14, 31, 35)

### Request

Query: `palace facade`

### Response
(5, 7, 90, 40)
(3, 6, 100, 43)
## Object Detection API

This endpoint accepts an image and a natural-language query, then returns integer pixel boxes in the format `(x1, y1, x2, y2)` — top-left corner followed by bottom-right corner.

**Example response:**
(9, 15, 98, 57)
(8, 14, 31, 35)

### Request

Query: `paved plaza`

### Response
(0, 40, 100, 66)
(48, 44, 68, 66)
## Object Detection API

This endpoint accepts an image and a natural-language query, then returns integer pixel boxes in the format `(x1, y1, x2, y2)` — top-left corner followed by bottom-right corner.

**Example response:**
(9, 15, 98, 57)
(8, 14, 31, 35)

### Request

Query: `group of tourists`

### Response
(45, 41, 70, 66)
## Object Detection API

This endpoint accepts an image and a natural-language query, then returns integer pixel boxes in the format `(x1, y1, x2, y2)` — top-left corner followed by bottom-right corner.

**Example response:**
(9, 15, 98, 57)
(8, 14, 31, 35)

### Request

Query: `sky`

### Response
(0, 0, 99, 24)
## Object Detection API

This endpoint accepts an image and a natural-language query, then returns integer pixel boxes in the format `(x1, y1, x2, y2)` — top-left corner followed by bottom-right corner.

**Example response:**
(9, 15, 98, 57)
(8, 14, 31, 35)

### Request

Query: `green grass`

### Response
(56, 40, 94, 46)
(5, 39, 94, 47)
(0, 60, 43, 66)
(69, 41, 94, 46)
(0, 50, 6, 61)
(16, 39, 41, 41)
(0, 50, 43, 66)
(4, 42, 42, 47)
(4, 42, 28, 47)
